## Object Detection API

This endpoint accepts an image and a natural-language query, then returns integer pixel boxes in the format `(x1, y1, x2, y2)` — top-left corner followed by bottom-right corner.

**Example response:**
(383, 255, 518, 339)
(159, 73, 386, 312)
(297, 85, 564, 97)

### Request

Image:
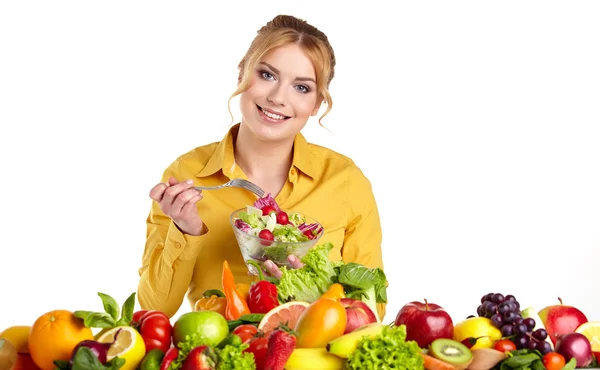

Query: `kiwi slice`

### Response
(429, 338, 473, 370)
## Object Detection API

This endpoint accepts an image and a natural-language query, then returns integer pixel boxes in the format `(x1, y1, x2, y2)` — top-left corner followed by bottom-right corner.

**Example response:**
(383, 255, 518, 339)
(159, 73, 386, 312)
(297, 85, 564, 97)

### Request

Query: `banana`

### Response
(326, 322, 386, 358)
(285, 348, 346, 369)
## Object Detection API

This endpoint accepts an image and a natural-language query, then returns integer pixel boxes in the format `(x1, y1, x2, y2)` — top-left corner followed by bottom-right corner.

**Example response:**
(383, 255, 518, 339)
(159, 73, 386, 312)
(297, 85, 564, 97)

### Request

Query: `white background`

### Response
(1, 1, 599, 333)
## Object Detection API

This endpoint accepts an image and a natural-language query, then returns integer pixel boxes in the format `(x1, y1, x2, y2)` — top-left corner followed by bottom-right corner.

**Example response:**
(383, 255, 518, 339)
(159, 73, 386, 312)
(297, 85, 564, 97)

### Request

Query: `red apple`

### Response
(538, 297, 588, 346)
(182, 345, 217, 370)
(394, 299, 454, 348)
(339, 298, 378, 334)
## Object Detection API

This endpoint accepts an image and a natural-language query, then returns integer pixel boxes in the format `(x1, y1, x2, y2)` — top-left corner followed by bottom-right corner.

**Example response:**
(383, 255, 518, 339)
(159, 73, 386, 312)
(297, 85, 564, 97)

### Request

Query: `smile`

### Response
(257, 105, 290, 122)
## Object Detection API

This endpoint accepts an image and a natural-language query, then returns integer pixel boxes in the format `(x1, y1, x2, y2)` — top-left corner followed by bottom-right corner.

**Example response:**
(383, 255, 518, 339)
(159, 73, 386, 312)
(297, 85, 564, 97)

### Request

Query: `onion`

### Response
(555, 333, 593, 368)
(70, 340, 113, 364)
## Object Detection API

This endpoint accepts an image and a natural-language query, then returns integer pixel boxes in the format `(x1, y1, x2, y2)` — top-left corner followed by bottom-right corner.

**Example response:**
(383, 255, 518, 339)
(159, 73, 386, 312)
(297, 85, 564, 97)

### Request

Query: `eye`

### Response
(295, 85, 310, 94)
(260, 71, 275, 80)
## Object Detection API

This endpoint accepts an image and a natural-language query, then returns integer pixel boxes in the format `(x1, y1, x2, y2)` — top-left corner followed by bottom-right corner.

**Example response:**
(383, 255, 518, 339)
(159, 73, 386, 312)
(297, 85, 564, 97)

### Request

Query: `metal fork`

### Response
(195, 178, 265, 198)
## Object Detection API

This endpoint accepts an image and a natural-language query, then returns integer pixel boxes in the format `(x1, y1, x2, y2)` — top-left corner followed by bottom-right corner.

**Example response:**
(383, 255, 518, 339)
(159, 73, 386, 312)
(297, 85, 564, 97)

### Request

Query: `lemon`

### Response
(453, 317, 502, 349)
(0, 325, 30, 353)
(575, 321, 600, 352)
(97, 326, 146, 370)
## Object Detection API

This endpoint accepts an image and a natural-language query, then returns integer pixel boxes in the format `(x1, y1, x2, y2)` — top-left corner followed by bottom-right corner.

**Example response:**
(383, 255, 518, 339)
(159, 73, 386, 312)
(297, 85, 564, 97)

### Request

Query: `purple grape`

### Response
(527, 340, 537, 350)
(514, 335, 529, 349)
(486, 303, 498, 316)
(505, 294, 517, 302)
(501, 324, 514, 337)
(514, 301, 521, 311)
(514, 323, 528, 335)
(533, 329, 548, 341)
(506, 301, 518, 312)
(492, 293, 505, 303)
(503, 311, 519, 323)
(523, 318, 536, 331)
(491, 314, 504, 328)
(477, 305, 485, 317)
(498, 302, 511, 314)
(515, 317, 524, 325)
(481, 295, 488, 304)
(485, 293, 495, 301)
(536, 341, 552, 354)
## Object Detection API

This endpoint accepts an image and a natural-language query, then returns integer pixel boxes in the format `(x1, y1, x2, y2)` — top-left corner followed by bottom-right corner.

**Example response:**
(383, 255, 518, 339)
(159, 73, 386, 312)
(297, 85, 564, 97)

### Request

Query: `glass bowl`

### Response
(229, 207, 324, 275)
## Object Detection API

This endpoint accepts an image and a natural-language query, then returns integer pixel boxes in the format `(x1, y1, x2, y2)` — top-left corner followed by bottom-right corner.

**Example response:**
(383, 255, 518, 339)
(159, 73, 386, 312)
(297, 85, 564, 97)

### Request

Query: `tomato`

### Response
(233, 324, 258, 344)
(244, 335, 268, 370)
(261, 205, 277, 216)
(493, 339, 517, 352)
(132, 309, 149, 323)
(132, 310, 173, 353)
(294, 298, 347, 348)
(543, 352, 566, 370)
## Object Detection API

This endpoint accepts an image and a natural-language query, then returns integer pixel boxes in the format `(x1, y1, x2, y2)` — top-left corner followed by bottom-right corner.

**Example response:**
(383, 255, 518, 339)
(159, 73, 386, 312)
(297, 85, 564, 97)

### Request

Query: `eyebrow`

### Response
(259, 62, 316, 84)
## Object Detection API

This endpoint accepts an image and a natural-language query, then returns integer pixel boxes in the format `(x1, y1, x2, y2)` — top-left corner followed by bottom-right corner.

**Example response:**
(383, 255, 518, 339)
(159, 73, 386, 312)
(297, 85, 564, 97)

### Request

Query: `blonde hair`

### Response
(228, 15, 336, 127)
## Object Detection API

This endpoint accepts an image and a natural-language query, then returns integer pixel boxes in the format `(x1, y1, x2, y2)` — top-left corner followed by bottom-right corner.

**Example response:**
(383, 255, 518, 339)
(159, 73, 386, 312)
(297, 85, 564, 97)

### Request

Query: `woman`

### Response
(138, 14, 385, 320)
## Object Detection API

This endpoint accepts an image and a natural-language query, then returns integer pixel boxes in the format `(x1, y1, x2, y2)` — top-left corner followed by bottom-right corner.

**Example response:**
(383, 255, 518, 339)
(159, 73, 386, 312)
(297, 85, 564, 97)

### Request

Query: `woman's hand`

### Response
(149, 177, 204, 236)
(263, 255, 304, 279)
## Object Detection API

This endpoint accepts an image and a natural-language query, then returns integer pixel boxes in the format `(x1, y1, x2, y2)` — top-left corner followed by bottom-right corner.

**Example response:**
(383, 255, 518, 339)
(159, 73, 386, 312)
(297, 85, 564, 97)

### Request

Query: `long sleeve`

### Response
(341, 163, 387, 322)
(137, 162, 207, 318)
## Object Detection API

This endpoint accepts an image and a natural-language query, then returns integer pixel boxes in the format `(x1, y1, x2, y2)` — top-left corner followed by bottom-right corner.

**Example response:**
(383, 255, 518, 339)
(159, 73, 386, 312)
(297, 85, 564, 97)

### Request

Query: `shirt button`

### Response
(174, 242, 182, 249)
(290, 168, 296, 175)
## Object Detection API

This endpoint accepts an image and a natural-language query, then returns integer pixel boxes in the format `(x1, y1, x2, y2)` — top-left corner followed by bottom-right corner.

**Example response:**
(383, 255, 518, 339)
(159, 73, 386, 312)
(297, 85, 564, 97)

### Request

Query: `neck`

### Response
(234, 123, 294, 178)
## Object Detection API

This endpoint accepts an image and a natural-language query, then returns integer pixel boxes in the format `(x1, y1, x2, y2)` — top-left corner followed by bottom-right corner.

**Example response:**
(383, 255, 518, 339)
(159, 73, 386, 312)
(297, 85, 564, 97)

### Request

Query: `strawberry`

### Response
(181, 345, 217, 370)
(263, 324, 297, 370)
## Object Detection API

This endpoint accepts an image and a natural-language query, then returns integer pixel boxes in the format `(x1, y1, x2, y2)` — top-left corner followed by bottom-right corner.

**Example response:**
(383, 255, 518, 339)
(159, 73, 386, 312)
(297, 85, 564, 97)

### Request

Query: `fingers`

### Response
(179, 191, 203, 216)
(288, 255, 304, 269)
(264, 260, 283, 279)
(161, 179, 196, 208)
(148, 177, 182, 201)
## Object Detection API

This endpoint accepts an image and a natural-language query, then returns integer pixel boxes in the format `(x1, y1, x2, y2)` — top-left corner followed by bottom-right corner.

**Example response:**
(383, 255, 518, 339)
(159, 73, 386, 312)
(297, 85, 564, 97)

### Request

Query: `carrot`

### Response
(420, 352, 458, 370)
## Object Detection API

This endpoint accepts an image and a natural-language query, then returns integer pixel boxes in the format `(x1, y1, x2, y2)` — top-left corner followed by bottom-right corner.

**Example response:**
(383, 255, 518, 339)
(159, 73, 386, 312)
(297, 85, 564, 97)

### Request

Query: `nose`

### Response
(267, 82, 287, 106)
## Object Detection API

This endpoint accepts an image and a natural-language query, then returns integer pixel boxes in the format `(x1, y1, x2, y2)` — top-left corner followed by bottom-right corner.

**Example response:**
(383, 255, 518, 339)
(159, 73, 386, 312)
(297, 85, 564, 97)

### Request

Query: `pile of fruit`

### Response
(1, 251, 599, 370)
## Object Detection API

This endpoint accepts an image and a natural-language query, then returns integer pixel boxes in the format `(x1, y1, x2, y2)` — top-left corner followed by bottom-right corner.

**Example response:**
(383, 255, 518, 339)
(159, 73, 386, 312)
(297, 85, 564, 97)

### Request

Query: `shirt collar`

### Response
(196, 123, 317, 179)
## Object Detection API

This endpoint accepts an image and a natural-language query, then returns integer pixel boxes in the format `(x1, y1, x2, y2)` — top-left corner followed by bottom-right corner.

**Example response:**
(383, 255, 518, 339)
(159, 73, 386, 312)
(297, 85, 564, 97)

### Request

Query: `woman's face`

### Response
(239, 43, 321, 143)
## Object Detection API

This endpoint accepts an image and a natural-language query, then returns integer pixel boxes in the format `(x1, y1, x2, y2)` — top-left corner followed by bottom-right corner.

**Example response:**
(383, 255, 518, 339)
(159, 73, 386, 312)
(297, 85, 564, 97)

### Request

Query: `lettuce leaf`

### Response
(276, 242, 337, 303)
(346, 325, 424, 370)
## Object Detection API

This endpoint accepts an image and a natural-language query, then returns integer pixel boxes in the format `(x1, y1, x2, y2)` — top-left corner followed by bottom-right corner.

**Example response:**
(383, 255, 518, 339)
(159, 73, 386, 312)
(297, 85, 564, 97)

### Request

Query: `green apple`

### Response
(172, 311, 229, 347)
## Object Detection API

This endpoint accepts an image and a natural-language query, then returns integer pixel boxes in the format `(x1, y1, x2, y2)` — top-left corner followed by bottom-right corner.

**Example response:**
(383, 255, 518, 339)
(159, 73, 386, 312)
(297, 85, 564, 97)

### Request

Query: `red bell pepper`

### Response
(247, 261, 279, 314)
(131, 309, 173, 353)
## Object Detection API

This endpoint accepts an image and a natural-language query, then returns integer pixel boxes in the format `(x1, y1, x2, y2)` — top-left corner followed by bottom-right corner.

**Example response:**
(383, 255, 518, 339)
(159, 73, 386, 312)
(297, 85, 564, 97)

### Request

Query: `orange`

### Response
(28, 310, 93, 370)
(257, 301, 310, 335)
(575, 321, 600, 351)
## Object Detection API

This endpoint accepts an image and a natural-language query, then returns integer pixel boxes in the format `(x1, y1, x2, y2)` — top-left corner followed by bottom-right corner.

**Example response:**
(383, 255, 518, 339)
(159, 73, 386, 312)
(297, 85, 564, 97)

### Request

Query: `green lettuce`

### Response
(346, 325, 424, 370)
(336, 262, 387, 321)
(276, 242, 338, 302)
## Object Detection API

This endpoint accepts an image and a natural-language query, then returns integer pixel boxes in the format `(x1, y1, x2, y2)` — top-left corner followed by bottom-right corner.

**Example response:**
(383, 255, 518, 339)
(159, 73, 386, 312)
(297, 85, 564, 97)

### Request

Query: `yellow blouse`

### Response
(137, 124, 386, 320)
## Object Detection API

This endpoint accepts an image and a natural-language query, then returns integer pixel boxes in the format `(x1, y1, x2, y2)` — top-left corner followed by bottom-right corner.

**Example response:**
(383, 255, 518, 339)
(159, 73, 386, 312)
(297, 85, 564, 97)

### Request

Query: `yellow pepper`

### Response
(321, 283, 346, 300)
(236, 283, 250, 302)
(194, 290, 227, 317)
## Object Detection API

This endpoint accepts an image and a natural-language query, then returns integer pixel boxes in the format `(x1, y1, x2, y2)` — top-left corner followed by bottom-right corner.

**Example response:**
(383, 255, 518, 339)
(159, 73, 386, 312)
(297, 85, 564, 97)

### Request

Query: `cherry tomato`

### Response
(275, 211, 289, 225)
(232, 324, 258, 344)
(132, 310, 173, 353)
(245, 335, 268, 369)
(261, 206, 277, 216)
(543, 352, 566, 370)
(494, 339, 517, 352)
(295, 298, 347, 348)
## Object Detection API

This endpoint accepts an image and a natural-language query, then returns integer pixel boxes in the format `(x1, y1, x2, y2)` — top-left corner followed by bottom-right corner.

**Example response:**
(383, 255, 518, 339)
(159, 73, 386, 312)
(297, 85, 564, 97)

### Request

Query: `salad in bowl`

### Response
(230, 194, 324, 274)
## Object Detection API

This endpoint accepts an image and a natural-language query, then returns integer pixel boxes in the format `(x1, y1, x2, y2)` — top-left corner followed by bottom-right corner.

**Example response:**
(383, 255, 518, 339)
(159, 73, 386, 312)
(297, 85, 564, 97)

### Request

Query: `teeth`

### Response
(261, 107, 286, 120)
